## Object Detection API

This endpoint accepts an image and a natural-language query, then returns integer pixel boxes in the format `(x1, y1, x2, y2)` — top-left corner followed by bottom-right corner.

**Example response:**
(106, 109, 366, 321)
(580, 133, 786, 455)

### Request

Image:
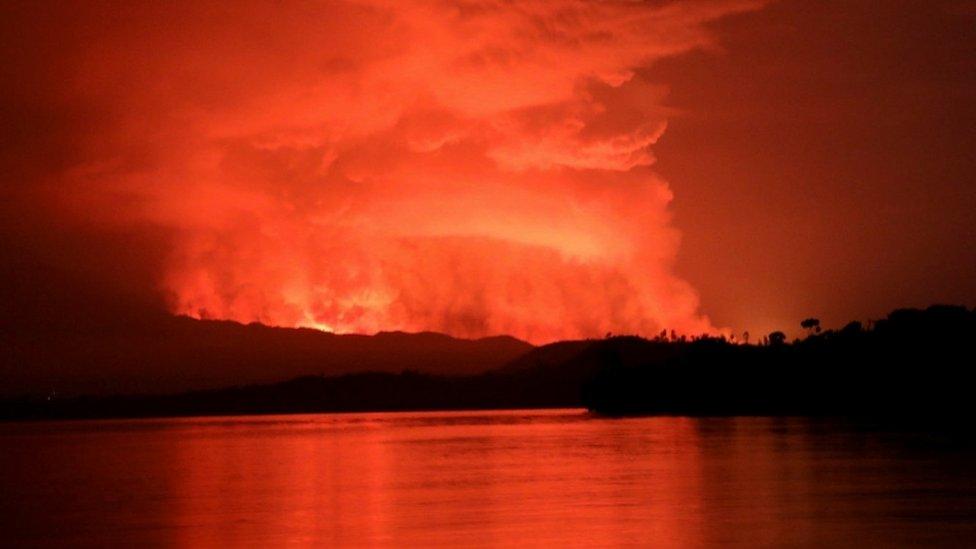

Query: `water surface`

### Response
(2, 410, 975, 546)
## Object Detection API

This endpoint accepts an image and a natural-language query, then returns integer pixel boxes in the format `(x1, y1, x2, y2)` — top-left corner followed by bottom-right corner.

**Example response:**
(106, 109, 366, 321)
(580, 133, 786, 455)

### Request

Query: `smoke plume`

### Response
(4, 1, 764, 343)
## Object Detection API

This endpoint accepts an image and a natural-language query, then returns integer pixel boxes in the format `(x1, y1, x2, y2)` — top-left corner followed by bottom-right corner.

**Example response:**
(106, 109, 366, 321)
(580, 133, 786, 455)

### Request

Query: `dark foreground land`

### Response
(2, 305, 974, 422)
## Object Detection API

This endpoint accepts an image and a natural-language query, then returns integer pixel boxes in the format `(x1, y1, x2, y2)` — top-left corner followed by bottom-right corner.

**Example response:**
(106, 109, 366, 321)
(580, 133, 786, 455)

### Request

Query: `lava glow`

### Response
(44, 0, 765, 343)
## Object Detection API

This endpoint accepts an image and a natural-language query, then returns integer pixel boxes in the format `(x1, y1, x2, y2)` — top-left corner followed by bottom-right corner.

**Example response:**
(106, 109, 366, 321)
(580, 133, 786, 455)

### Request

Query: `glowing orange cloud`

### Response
(47, 0, 765, 343)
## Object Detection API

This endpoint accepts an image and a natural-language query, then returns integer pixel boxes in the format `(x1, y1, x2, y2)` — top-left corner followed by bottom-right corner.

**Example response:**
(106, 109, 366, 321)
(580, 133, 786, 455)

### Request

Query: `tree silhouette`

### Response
(800, 318, 821, 335)
(580, 304, 976, 418)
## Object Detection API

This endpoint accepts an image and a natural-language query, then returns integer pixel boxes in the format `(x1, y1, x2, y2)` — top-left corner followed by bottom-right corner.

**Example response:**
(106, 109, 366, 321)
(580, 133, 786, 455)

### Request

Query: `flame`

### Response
(44, 0, 765, 343)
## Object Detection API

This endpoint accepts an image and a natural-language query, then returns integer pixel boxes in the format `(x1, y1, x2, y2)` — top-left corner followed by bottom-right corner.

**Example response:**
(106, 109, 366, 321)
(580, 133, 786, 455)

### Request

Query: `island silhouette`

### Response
(2, 304, 973, 422)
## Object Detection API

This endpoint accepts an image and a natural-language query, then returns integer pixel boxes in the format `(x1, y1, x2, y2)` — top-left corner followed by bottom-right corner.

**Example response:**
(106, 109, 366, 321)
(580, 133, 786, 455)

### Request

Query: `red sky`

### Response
(653, 0, 976, 336)
(1, 0, 974, 343)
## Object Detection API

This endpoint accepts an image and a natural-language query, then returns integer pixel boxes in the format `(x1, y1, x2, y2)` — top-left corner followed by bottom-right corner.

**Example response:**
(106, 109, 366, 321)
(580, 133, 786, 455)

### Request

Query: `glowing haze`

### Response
(30, 1, 764, 343)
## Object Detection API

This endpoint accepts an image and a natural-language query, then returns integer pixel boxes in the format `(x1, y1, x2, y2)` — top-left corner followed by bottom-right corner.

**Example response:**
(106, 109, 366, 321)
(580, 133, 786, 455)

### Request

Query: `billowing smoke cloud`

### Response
(8, 0, 764, 343)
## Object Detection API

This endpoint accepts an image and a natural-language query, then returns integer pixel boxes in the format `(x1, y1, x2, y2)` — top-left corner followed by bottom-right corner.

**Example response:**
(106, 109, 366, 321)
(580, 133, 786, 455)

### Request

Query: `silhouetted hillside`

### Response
(0, 245, 534, 396)
(0, 315, 532, 396)
(583, 305, 976, 420)
(3, 305, 974, 422)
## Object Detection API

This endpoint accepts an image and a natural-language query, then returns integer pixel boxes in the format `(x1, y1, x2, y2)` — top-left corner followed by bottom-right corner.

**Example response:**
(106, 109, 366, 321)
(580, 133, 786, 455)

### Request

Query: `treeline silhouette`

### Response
(2, 305, 973, 421)
(584, 305, 976, 419)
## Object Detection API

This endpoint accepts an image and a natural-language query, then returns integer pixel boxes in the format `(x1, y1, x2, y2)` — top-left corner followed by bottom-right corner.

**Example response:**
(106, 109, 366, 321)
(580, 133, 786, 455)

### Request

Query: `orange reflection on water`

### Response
(4, 411, 976, 546)
(165, 410, 704, 546)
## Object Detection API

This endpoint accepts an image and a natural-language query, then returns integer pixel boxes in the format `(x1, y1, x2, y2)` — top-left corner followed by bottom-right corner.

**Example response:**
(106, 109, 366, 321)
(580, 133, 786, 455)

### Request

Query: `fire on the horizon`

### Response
(29, 1, 772, 342)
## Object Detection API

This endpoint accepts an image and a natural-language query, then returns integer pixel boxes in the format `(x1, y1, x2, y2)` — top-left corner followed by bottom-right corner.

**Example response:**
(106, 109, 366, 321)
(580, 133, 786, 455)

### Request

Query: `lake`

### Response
(2, 409, 975, 546)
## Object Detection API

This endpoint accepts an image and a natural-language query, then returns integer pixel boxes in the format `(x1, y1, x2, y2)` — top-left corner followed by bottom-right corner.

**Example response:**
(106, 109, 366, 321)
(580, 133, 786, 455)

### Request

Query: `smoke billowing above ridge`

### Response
(2, 0, 765, 343)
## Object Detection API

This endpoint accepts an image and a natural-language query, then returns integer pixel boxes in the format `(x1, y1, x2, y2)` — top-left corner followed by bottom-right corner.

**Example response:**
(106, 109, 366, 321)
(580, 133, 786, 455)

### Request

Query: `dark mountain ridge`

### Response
(0, 315, 533, 396)
(3, 305, 975, 423)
